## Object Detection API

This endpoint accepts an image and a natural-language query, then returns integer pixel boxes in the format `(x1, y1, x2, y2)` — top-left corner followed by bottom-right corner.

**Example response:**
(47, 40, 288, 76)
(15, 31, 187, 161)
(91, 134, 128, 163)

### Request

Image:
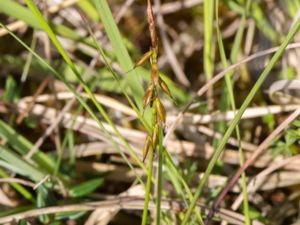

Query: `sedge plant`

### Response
(134, 0, 174, 224)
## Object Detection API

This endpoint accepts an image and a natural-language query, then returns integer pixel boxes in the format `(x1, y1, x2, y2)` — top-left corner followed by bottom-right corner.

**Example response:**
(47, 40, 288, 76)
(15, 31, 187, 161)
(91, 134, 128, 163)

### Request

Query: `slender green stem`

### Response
(142, 147, 155, 225)
(142, 83, 158, 225)
(204, 0, 214, 80)
(21, 31, 36, 83)
(92, 0, 144, 107)
(216, 0, 251, 223)
(232, 2, 252, 224)
(155, 128, 164, 225)
(164, 151, 203, 224)
(0, 168, 35, 202)
(181, 17, 300, 225)
(85, 23, 151, 132)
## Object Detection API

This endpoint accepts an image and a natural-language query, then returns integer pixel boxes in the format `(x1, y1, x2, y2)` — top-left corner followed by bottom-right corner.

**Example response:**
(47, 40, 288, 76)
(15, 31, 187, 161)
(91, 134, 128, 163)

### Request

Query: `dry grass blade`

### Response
(0, 196, 261, 225)
(0, 178, 35, 188)
(167, 104, 300, 124)
(0, 0, 80, 37)
(232, 155, 300, 210)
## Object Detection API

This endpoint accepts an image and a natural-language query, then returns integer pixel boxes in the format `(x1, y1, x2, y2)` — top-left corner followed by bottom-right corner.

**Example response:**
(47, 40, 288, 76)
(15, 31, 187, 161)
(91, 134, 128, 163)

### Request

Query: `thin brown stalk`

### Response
(232, 155, 300, 210)
(24, 56, 98, 160)
(16, 76, 51, 124)
(0, 178, 35, 188)
(209, 107, 300, 218)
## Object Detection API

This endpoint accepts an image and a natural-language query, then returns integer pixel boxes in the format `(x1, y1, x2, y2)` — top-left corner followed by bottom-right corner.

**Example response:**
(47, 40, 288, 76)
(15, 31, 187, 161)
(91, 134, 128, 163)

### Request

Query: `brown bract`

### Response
(147, 0, 158, 49)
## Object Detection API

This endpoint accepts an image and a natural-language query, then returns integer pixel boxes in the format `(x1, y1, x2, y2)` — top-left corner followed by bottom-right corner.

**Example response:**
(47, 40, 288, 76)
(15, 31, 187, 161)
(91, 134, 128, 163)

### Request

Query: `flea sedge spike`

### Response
(142, 135, 152, 162)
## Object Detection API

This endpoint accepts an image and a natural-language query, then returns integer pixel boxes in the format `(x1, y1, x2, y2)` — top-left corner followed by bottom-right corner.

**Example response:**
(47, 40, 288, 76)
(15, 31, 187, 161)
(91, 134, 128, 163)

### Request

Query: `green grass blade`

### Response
(0, 146, 46, 182)
(216, 0, 251, 223)
(164, 151, 203, 224)
(69, 178, 104, 197)
(92, 0, 144, 107)
(204, 0, 215, 80)
(141, 147, 154, 225)
(77, 0, 99, 22)
(156, 128, 164, 225)
(0, 120, 55, 173)
(181, 17, 300, 225)
(0, 168, 35, 202)
(0, 0, 42, 29)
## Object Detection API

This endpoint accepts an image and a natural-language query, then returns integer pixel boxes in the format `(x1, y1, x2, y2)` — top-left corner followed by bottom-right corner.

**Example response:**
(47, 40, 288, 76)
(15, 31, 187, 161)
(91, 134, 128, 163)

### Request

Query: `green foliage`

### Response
(262, 113, 276, 131)
(18, 220, 30, 225)
(272, 122, 300, 156)
(3, 75, 18, 102)
(37, 185, 56, 223)
(69, 178, 104, 198)
(0, 120, 56, 173)
(55, 211, 87, 220)
(0, 168, 35, 202)
(1, 0, 300, 224)
(91, 0, 144, 107)
(241, 205, 268, 223)
(0, 145, 46, 182)
(183, 160, 198, 184)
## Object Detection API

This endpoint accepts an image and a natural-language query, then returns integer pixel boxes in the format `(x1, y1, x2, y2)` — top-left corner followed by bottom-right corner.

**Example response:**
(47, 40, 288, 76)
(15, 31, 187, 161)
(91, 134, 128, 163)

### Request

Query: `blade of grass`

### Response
(0, 146, 46, 182)
(251, 2, 280, 43)
(77, 0, 99, 22)
(164, 151, 203, 224)
(0, 120, 55, 173)
(230, 0, 251, 63)
(181, 16, 300, 225)
(0, 0, 42, 29)
(0, 168, 35, 202)
(204, 0, 214, 80)
(142, 147, 155, 225)
(203, 0, 215, 112)
(155, 128, 164, 225)
(92, 0, 144, 108)
(216, 0, 251, 223)
(21, 31, 37, 83)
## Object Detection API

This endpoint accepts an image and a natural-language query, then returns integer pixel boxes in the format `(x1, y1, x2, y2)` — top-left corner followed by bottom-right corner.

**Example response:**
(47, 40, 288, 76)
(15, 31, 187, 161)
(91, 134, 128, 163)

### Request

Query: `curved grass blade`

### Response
(181, 16, 300, 225)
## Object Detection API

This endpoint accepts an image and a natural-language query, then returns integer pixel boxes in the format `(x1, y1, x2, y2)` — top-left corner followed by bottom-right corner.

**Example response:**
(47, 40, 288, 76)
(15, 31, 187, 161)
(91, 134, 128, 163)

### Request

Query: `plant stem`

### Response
(155, 128, 164, 225)
(142, 147, 155, 225)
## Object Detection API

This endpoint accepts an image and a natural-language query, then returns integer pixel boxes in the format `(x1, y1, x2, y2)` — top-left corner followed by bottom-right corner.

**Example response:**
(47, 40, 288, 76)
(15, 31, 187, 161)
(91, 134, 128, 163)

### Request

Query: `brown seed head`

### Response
(152, 123, 160, 150)
(159, 78, 173, 99)
(151, 63, 159, 85)
(147, 0, 158, 49)
(136, 50, 153, 68)
(143, 135, 152, 162)
(156, 98, 166, 123)
(143, 85, 154, 109)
